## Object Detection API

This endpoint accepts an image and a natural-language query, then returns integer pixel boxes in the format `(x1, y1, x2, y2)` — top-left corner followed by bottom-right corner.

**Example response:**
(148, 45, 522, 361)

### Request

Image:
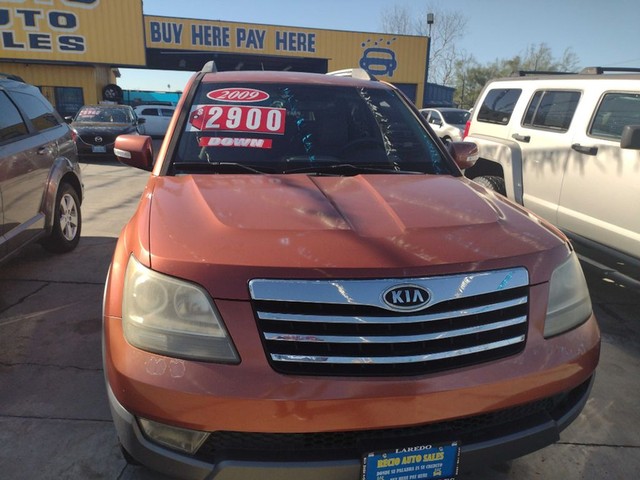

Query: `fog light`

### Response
(138, 417, 209, 455)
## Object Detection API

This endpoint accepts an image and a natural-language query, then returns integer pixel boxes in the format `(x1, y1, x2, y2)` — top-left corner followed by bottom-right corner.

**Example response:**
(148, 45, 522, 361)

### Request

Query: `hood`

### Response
(144, 174, 567, 299)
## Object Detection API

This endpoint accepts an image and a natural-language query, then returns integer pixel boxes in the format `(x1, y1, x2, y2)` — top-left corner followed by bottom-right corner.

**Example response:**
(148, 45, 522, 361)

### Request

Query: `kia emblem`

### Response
(382, 284, 431, 312)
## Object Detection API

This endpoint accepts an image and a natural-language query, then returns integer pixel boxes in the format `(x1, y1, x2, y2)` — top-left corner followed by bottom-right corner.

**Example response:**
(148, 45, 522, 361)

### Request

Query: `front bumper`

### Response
(108, 375, 594, 480)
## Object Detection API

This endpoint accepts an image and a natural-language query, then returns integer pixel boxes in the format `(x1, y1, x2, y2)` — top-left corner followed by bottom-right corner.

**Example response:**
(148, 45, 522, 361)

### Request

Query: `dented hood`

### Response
(144, 174, 566, 299)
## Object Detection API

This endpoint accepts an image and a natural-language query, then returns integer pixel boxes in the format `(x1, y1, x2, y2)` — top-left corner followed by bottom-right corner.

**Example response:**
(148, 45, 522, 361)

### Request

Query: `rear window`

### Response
(522, 90, 580, 132)
(172, 82, 452, 175)
(477, 88, 522, 125)
(590, 92, 640, 140)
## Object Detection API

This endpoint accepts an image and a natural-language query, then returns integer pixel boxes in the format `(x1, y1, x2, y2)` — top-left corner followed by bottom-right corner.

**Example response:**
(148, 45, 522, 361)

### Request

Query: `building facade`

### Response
(1, 1, 429, 115)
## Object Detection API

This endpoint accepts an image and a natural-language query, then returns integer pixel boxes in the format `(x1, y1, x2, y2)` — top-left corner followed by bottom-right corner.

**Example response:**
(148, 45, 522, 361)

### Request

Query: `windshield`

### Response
(75, 106, 133, 124)
(172, 82, 453, 175)
(441, 110, 470, 125)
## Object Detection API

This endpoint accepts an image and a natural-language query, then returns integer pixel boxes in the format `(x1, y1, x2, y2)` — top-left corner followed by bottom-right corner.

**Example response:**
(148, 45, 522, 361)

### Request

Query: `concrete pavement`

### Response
(0, 157, 639, 479)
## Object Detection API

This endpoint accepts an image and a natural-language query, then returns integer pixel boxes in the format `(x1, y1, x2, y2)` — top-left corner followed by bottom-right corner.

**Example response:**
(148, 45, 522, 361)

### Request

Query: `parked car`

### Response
(67, 104, 143, 160)
(103, 64, 599, 480)
(420, 107, 470, 143)
(133, 104, 176, 137)
(0, 75, 83, 263)
(463, 67, 640, 282)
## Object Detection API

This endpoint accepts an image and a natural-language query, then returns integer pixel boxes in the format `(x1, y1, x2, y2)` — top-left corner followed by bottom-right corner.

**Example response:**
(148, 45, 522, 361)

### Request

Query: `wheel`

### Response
(103, 83, 123, 102)
(41, 183, 82, 253)
(473, 175, 506, 195)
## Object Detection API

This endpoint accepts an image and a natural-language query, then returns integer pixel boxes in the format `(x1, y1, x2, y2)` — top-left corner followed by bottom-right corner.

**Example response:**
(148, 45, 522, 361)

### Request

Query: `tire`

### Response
(473, 175, 506, 195)
(102, 83, 123, 102)
(41, 183, 82, 253)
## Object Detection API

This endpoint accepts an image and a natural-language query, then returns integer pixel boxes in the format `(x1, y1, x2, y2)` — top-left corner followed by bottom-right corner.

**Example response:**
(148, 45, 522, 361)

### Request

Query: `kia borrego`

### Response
(103, 64, 600, 480)
(68, 104, 143, 160)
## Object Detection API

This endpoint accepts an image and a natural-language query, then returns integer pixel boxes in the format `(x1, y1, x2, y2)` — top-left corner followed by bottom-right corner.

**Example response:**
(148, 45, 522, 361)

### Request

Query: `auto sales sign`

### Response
(0, 0, 146, 65)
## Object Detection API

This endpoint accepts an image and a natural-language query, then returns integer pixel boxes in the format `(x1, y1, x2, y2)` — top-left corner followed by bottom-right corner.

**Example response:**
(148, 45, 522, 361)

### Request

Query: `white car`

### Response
(133, 104, 176, 137)
(464, 67, 640, 282)
(420, 107, 470, 143)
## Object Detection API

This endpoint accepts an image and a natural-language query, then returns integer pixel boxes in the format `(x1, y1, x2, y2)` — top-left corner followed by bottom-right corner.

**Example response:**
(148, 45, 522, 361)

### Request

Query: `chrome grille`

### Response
(249, 268, 529, 376)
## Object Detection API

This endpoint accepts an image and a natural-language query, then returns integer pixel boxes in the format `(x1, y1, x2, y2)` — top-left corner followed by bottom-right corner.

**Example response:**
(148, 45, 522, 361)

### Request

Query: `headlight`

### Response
(122, 256, 239, 363)
(544, 252, 592, 338)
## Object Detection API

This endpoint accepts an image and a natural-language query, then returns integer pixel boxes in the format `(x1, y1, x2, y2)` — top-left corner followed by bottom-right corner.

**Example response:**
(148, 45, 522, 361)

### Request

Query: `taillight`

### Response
(462, 120, 471, 139)
(70, 129, 77, 142)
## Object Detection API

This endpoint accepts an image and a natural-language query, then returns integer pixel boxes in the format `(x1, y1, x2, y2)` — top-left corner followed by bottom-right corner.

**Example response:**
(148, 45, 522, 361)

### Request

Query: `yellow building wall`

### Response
(0, 0, 145, 66)
(0, 62, 115, 107)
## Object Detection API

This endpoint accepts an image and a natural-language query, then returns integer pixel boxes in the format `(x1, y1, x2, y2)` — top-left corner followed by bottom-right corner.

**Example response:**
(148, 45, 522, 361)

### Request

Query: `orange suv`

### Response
(103, 64, 600, 480)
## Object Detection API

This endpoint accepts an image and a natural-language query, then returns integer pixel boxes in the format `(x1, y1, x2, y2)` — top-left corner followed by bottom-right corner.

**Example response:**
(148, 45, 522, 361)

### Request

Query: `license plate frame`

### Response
(92, 145, 107, 153)
(361, 441, 460, 480)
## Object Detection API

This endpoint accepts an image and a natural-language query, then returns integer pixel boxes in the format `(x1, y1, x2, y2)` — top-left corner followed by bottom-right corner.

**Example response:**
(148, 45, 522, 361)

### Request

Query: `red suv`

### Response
(103, 64, 600, 480)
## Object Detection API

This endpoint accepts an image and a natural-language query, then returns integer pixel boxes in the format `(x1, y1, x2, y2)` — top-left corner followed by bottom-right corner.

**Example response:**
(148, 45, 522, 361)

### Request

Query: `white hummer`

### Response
(464, 67, 640, 282)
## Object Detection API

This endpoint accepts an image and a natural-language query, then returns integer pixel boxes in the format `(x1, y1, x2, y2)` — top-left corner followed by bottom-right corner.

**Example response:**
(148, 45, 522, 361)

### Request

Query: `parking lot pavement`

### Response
(1, 157, 639, 479)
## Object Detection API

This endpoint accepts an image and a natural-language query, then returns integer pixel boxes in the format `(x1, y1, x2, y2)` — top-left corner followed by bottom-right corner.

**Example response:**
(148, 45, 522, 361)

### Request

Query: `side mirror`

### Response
(448, 141, 479, 171)
(430, 118, 443, 127)
(620, 125, 640, 150)
(114, 134, 154, 171)
(64, 116, 73, 124)
(137, 117, 146, 125)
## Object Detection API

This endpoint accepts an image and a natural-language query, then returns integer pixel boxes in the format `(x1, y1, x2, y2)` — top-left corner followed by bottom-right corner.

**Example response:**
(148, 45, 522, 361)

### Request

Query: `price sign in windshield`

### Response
(189, 105, 286, 135)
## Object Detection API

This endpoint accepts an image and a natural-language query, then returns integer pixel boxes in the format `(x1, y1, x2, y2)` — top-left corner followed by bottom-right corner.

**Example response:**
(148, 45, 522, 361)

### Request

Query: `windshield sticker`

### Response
(207, 88, 270, 103)
(188, 105, 286, 134)
(198, 137, 273, 149)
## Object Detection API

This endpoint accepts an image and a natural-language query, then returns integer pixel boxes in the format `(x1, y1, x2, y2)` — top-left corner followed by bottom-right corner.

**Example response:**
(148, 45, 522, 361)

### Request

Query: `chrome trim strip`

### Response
(257, 296, 527, 324)
(264, 316, 526, 344)
(270, 336, 526, 364)
(249, 268, 529, 311)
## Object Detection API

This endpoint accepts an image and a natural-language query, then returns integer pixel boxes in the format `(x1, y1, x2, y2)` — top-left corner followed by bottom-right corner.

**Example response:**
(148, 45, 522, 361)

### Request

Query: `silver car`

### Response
(0, 75, 83, 263)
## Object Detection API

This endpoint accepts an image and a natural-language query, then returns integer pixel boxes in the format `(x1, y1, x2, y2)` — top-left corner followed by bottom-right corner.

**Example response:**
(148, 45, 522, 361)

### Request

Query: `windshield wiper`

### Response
(172, 162, 273, 174)
(285, 163, 424, 175)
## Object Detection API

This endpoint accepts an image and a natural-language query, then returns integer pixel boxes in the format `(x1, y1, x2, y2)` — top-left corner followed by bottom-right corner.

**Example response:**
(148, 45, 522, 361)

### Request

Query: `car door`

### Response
(138, 107, 161, 136)
(510, 89, 581, 225)
(558, 91, 640, 258)
(0, 88, 57, 254)
(427, 110, 445, 136)
(159, 107, 175, 135)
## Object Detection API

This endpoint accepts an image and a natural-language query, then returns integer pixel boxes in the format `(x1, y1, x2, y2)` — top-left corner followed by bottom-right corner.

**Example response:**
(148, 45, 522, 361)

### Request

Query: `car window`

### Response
(76, 106, 133, 123)
(590, 92, 640, 140)
(441, 110, 470, 125)
(161, 108, 175, 116)
(12, 90, 60, 132)
(0, 91, 29, 142)
(477, 88, 522, 125)
(173, 82, 451, 175)
(140, 108, 159, 116)
(522, 90, 580, 132)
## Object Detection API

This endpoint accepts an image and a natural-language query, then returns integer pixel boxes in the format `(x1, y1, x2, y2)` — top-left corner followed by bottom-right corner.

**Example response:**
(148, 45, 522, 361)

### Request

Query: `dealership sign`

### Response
(0, 0, 146, 65)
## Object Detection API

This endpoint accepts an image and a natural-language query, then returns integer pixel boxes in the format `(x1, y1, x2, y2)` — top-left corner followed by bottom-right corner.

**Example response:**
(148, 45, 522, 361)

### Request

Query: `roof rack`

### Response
(327, 68, 377, 81)
(201, 61, 218, 73)
(580, 66, 640, 74)
(0, 72, 25, 82)
(515, 70, 573, 77)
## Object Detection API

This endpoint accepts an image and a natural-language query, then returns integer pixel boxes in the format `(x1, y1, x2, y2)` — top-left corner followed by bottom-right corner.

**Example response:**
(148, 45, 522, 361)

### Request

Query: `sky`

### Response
(118, 0, 640, 92)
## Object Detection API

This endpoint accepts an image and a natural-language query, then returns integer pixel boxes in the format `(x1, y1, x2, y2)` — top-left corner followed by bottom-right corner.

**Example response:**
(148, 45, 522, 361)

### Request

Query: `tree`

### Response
(452, 43, 580, 108)
(380, 3, 467, 86)
(380, 5, 581, 108)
